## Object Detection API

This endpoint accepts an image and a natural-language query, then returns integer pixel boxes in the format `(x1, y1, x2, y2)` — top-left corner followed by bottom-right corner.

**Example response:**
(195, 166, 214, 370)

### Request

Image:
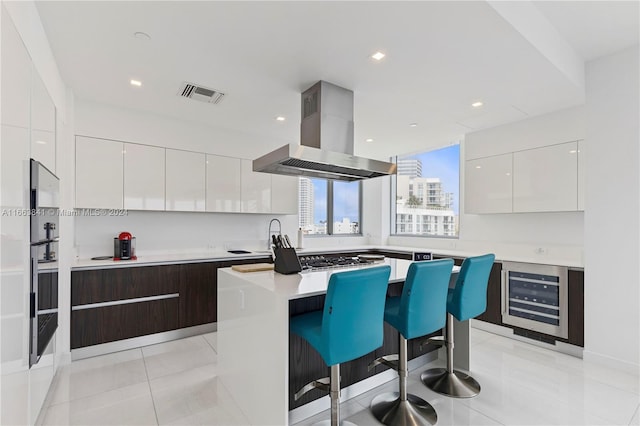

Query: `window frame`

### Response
(301, 178, 363, 237)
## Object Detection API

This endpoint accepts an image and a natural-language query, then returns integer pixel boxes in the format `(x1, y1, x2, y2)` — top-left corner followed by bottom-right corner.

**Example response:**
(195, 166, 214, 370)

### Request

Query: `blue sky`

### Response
(312, 180, 360, 224)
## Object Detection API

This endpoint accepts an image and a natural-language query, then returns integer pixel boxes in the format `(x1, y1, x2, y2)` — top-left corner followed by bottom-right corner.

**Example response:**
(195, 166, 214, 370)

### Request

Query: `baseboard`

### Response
(583, 349, 640, 376)
(470, 319, 584, 358)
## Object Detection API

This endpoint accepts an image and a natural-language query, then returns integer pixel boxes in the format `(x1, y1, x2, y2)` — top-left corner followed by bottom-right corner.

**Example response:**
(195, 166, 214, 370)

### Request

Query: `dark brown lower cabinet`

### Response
(178, 262, 217, 329)
(71, 298, 179, 349)
(71, 257, 270, 349)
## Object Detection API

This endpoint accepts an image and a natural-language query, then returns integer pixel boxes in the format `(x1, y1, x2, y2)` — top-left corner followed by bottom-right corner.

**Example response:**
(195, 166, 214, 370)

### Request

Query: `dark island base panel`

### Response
(288, 281, 441, 410)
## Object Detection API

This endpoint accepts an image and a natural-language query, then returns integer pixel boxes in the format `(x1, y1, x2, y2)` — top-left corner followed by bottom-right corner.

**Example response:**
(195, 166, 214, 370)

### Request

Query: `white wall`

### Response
(583, 46, 639, 372)
(75, 99, 284, 160)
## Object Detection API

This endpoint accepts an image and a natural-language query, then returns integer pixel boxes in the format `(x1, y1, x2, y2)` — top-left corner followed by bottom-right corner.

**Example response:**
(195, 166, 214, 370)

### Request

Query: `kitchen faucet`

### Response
(268, 218, 282, 250)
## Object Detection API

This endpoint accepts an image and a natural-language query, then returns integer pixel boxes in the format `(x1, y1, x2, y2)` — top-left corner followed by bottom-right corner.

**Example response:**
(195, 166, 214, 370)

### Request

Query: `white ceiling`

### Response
(35, 1, 639, 160)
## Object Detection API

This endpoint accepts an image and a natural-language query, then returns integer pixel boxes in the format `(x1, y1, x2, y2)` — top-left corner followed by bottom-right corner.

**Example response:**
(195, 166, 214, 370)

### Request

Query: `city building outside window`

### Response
(392, 144, 460, 237)
(298, 178, 361, 235)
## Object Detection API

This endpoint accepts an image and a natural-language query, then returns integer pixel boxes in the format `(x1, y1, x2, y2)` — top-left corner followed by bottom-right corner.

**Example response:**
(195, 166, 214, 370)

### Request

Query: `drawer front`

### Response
(71, 297, 180, 348)
(72, 265, 180, 305)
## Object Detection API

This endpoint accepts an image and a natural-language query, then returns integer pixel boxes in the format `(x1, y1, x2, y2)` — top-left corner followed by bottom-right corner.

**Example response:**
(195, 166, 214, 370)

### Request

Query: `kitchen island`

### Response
(217, 258, 466, 425)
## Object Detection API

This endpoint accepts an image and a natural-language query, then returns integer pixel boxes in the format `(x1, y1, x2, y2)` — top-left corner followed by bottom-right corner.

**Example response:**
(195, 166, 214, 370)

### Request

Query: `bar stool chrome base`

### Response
(420, 368, 480, 398)
(371, 392, 437, 425)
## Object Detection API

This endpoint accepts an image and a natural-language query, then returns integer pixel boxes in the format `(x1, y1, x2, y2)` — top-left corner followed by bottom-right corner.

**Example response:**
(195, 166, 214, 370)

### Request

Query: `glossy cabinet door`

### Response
(75, 136, 124, 209)
(31, 72, 55, 132)
(206, 155, 241, 212)
(577, 140, 585, 211)
(513, 141, 578, 212)
(1, 9, 30, 128)
(165, 149, 205, 211)
(271, 174, 298, 214)
(241, 159, 271, 213)
(465, 153, 513, 214)
(30, 73, 56, 172)
(124, 143, 165, 210)
(31, 129, 56, 175)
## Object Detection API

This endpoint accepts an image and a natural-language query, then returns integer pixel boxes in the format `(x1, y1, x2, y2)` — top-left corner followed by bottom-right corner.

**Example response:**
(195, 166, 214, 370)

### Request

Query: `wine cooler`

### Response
(501, 262, 568, 339)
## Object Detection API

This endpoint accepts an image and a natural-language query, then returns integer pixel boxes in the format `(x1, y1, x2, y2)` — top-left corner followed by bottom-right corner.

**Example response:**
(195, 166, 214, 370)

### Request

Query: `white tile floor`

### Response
(39, 329, 640, 425)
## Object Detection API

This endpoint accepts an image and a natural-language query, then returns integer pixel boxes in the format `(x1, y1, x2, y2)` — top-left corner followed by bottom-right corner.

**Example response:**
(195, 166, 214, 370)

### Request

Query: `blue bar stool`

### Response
(420, 253, 495, 398)
(369, 259, 454, 426)
(290, 265, 391, 426)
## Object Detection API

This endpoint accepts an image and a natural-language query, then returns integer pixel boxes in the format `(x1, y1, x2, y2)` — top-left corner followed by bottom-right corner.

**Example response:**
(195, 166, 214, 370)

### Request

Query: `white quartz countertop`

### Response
(218, 258, 460, 300)
(72, 244, 583, 271)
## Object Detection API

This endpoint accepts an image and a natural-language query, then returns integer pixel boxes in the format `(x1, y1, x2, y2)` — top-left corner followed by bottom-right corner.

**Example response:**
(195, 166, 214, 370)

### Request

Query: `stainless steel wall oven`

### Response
(501, 262, 568, 339)
(30, 159, 60, 366)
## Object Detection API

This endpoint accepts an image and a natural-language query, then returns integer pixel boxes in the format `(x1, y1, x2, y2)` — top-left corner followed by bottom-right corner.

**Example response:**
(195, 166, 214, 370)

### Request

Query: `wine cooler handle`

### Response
(501, 270, 508, 315)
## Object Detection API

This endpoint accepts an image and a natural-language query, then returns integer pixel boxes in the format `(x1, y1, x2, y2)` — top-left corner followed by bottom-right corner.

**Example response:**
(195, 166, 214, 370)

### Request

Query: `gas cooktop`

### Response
(299, 255, 378, 272)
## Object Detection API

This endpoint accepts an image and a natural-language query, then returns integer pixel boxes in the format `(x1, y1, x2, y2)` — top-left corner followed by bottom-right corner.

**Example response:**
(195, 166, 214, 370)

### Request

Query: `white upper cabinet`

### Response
(30, 72, 56, 172)
(31, 130, 56, 174)
(30, 72, 55, 132)
(513, 141, 578, 212)
(75, 136, 124, 209)
(271, 174, 298, 214)
(465, 153, 513, 214)
(206, 155, 241, 213)
(1, 10, 31, 128)
(165, 149, 205, 212)
(577, 140, 585, 211)
(241, 159, 271, 213)
(124, 144, 165, 211)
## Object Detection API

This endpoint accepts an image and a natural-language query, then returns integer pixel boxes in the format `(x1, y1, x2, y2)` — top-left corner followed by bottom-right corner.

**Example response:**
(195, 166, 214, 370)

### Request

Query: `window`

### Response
(392, 144, 460, 237)
(299, 178, 361, 235)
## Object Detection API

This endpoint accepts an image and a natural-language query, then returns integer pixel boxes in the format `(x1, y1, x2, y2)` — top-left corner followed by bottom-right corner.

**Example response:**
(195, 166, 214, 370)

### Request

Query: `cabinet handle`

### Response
(72, 293, 179, 311)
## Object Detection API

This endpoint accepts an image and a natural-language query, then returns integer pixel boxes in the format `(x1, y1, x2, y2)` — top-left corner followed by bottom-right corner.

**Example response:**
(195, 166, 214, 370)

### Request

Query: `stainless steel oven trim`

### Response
(501, 261, 568, 339)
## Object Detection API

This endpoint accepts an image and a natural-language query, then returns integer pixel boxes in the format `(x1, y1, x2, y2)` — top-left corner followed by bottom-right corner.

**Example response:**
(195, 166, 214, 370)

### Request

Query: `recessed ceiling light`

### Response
(366, 138, 374, 142)
(409, 123, 418, 127)
(133, 31, 151, 41)
(471, 101, 483, 108)
(130, 79, 142, 87)
(475, 165, 482, 169)
(275, 116, 286, 121)
(36, 140, 46, 145)
(569, 149, 578, 154)
(371, 51, 386, 61)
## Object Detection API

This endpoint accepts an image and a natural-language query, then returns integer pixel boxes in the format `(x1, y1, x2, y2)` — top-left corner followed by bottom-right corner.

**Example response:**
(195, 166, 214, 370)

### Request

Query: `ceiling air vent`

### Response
(178, 82, 225, 104)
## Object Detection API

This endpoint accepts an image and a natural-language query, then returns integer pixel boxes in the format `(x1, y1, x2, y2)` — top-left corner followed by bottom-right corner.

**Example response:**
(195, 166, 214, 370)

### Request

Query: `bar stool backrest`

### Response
(321, 265, 391, 366)
(448, 254, 495, 321)
(400, 259, 454, 339)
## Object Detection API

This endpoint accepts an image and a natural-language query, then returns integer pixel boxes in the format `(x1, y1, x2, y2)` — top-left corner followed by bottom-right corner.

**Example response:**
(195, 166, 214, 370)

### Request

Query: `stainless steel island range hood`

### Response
(253, 81, 396, 181)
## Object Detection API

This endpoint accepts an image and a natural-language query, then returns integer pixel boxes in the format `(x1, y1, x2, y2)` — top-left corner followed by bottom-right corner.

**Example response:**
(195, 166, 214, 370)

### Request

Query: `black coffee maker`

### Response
(114, 231, 137, 260)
